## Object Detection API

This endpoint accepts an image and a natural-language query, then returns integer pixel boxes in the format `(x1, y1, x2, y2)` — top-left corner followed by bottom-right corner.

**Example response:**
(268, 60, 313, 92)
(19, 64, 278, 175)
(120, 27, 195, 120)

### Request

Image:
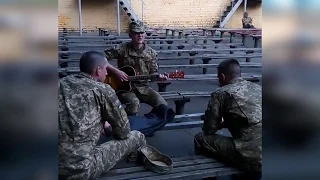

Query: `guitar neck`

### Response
(128, 74, 159, 81)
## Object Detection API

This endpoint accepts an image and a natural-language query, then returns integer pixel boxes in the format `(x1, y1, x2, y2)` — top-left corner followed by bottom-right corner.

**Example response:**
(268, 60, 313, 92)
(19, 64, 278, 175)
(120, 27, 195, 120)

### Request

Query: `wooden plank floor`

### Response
(98, 155, 242, 180)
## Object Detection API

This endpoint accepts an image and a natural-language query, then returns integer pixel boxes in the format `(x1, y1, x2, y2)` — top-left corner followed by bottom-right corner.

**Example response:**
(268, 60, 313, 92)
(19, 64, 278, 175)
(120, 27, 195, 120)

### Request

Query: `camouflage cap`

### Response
(139, 145, 173, 174)
(129, 21, 145, 33)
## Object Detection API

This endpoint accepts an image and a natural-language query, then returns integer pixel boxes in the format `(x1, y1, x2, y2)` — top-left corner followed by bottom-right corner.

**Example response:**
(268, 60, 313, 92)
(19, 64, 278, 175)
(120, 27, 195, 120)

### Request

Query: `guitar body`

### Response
(104, 66, 136, 93)
(104, 65, 185, 93)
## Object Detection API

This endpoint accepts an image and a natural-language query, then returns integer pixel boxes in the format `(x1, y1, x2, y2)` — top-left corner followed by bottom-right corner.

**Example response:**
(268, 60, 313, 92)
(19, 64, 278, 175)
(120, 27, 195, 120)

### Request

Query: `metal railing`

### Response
(141, 0, 145, 22)
(219, 0, 245, 27)
(129, 0, 145, 22)
(220, 0, 244, 27)
(220, 0, 236, 23)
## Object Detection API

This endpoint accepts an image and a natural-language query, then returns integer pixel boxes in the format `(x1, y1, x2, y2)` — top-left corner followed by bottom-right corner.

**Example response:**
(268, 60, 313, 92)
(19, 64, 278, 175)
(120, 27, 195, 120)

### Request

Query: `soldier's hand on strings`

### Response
(159, 73, 168, 81)
(115, 69, 128, 81)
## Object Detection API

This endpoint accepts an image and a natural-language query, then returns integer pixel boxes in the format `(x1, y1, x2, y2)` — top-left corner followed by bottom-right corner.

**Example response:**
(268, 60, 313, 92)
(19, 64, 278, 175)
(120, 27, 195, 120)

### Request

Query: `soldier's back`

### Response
(220, 78, 262, 125)
(219, 78, 262, 163)
(58, 72, 109, 174)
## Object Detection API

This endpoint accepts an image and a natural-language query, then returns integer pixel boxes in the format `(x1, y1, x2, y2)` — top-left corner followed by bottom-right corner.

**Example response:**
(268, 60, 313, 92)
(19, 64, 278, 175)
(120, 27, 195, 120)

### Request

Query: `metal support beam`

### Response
(141, 0, 144, 22)
(78, 0, 82, 36)
(220, 0, 243, 28)
(244, 0, 247, 12)
(117, 0, 121, 36)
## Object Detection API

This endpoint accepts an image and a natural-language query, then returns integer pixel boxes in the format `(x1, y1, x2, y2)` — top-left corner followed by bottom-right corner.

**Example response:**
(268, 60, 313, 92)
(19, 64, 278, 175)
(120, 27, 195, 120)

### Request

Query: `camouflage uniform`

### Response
(242, 16, 255, 28)
(194, 77, 262, 173)
(58, 72, 146, 180)
(104, 21, 167, 115)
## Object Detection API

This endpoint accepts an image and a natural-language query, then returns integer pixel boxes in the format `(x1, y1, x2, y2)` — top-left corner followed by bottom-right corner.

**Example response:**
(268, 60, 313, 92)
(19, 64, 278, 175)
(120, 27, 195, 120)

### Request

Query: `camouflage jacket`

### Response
(104, 42, 159, 94)
(242, 17, 253, 25)
(203, 77, 262, 163)
(58, 72, 131, 176)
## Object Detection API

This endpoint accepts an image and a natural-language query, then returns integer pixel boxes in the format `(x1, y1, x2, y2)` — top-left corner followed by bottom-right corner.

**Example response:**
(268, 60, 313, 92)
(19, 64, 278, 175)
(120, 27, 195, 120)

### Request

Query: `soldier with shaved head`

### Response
(194, 59, 262, 178)
(58, 51, 146, 180)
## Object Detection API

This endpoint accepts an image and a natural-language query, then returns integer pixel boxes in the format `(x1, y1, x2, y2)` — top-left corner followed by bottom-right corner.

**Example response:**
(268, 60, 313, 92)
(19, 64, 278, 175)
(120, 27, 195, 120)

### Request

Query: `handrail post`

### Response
(219, 6, 222, 24)
(141, 0, 144, 22)
(78, 0, 82, 36)
(244, 0, 247, 12)
(116, 0, 120, 36)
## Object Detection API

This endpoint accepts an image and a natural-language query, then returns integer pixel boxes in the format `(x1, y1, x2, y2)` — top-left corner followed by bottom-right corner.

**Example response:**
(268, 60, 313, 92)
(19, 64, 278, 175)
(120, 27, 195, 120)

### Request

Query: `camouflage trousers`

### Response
(118, 86, 167, 115)
(60, 130, 146, 180)
(194, 132, 261, 173)
(243, 24, 255, 29)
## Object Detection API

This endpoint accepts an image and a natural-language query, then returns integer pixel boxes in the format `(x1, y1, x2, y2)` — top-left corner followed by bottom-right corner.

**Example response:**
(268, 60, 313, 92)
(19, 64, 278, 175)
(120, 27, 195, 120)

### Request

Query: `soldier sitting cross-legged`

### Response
(58, 51, 147, 180)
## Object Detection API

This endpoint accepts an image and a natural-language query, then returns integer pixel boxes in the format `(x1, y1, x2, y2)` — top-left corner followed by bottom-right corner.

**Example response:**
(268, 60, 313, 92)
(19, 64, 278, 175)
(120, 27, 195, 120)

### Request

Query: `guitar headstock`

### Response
(165, 70, 185, 79)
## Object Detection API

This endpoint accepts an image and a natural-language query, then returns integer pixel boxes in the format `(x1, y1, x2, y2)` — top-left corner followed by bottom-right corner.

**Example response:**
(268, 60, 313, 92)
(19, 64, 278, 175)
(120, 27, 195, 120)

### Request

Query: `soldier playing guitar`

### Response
(104, 21, 169, 116)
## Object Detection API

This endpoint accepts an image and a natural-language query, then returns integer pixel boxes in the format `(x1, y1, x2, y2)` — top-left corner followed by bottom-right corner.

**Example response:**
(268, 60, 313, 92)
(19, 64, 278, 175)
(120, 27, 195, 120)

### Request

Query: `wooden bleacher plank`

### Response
(99, 155, 241, 180)
(163, 121, 203, 130)
(105, 158, 216, 176)
(107, 164, 217, 180)
(134, 168, 240, 180)
(156, 48, 261, 54)
(204, 28, 261, 31)
(183, 73, 261, 80)
(160, 91, 210, 97)
(59, 53, 262, 62)
(159, 62, 261, 69)
(163, 95, 186, 101)
(251, 34, 262, 38)
(58, 62, 261, 74)
(59, 36, 224, 41)
(59, 35, 222, 40)
(168, 155, 208, 161)
(174, 113, 204, 119)
(100, 156, 222, 178)
(58, 48, 261, 54)
(58, 43, 240, 47)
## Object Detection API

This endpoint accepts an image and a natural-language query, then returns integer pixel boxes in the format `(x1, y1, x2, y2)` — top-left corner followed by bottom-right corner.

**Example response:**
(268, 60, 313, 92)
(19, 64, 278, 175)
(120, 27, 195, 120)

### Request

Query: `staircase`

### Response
(119, 0, 141, 22)
(213, 0, 243, 28)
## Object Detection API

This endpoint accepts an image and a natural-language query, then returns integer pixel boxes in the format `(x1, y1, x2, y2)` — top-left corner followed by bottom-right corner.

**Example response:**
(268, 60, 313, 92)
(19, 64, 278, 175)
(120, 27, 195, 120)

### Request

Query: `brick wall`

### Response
(225, 1, 262, 28)
(58, 0, 261, 31)
(58, 0, 130, 31)
(131, 0, 229, 28)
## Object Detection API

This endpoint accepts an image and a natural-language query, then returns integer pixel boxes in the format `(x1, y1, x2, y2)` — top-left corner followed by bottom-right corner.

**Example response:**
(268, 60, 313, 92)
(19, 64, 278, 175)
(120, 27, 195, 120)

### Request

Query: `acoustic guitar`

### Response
(104, 65, 184, 93)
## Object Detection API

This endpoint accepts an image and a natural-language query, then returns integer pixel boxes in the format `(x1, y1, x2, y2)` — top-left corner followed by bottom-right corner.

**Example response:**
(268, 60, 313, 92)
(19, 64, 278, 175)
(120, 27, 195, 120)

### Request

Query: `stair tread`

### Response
(214, 0, 243, 27)
(119, 0, 145, 25)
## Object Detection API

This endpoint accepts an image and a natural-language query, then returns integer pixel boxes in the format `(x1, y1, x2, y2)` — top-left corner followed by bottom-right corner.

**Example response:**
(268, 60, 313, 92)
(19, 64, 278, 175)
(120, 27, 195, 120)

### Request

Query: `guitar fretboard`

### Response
(128, 74, 160, 81)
